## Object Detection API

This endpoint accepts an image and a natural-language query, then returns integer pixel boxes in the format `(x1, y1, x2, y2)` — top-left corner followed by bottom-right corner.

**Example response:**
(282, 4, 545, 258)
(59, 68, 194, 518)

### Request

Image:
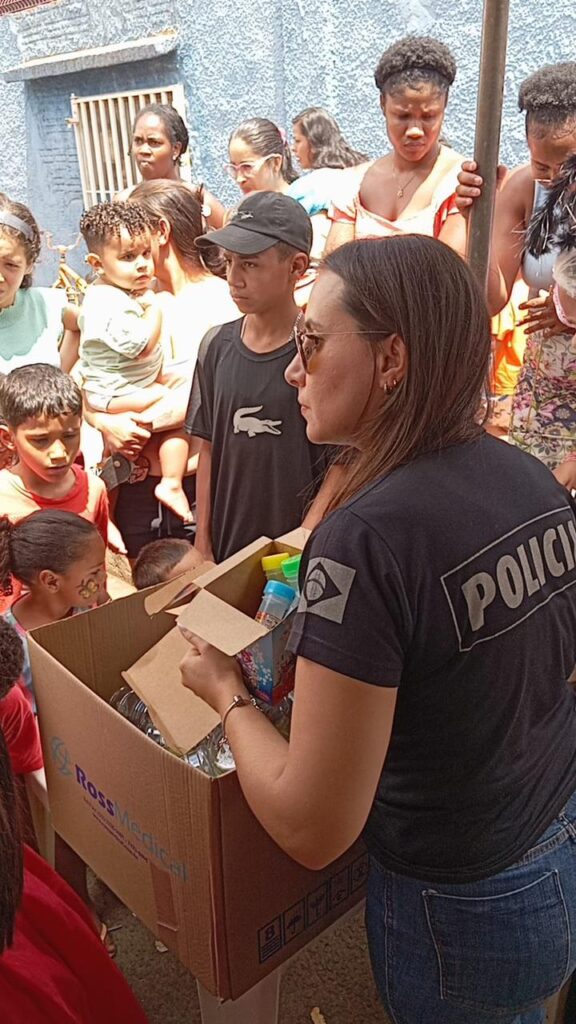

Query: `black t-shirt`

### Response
(288, 433, 576, 883)
(185, 318, 330, 562)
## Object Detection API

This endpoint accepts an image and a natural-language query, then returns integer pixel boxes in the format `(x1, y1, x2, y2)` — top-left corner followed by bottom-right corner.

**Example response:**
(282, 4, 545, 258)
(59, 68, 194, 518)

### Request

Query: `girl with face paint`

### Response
(325, 36, 464, 253)
(0, 510, 106, 710)
(0, 509, 115, 955)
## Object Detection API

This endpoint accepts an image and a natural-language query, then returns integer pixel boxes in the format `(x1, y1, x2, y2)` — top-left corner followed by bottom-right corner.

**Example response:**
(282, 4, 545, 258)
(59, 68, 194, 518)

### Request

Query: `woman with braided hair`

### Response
(454, 62, 576, 474)
(521, 154, 576, 490)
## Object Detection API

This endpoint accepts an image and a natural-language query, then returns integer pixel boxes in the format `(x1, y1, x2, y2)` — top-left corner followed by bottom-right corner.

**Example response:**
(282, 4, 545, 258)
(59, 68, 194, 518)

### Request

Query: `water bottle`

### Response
(186, 725, 235, 777)
(261, 552, 290, 584)
(255, 580, 295, 630)
(110, 686, 235, 776)
(109, 686, 167, 748)
(186, 698, 294, 777)
(281, 554, 302, 598)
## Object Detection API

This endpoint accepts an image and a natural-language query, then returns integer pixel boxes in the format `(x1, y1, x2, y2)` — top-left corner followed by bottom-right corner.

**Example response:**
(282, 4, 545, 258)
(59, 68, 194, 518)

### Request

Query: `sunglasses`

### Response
(294, 323, 389, 372)
(224, 154, 281, 180)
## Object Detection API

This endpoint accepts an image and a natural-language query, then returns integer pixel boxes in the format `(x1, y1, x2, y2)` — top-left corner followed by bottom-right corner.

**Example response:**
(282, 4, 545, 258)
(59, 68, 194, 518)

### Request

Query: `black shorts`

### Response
(114, 474, 196, 559)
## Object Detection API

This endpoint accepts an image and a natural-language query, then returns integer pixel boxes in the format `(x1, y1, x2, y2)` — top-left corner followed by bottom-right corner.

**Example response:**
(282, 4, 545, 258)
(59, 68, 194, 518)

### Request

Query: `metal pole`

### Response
(466, 0, 510, 291)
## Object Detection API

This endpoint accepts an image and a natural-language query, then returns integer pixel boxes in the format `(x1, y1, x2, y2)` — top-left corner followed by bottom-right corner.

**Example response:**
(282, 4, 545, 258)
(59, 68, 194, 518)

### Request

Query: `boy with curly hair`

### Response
(79, 200, 192, 521)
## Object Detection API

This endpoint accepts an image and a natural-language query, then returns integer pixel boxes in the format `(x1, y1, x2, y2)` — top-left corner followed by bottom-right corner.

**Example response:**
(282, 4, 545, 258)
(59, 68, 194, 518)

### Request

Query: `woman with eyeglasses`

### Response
(225, 118, 325, 299)
(226, 117, 298, 196)
(182, 234, 576, 1024)
(449, 62, 576, 478)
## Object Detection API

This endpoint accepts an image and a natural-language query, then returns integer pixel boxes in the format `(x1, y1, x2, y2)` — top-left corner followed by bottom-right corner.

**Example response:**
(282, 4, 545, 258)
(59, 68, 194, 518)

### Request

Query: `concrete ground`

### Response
(90, 875, 389, 1024)
(91, 872, 568, 1024)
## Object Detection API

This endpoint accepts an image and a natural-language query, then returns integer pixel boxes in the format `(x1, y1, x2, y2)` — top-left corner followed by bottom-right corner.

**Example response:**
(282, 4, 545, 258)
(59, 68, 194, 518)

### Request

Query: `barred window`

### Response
(69, 84, 190, 207)
(0, 0, 53, 12)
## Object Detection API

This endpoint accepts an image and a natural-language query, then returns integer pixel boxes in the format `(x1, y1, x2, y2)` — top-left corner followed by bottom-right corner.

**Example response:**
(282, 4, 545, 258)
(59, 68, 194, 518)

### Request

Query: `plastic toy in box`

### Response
(149, 530, 310, 711)
(235, 611, 296, 704)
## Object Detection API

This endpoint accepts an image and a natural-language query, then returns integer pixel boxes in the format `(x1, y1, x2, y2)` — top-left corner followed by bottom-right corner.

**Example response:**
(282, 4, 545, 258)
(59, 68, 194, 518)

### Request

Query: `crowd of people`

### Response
(0, 30, 576, 1024)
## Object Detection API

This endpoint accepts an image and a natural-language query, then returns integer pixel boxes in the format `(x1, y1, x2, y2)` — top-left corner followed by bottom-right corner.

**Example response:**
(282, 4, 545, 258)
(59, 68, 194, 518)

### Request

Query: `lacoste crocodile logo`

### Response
(232, 406, 282, 437)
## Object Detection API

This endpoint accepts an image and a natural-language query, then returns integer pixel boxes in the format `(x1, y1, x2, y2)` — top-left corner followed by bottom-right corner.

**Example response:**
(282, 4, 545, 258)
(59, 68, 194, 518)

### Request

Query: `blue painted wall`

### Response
(1, 0, 576, 284)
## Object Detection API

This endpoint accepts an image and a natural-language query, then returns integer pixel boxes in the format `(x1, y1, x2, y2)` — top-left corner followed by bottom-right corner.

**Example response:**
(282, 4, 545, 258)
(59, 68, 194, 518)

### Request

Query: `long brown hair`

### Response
(230, 118, 299, 184)
(130, 179, 223, 277)
(323, 236, 491, 511)
(292, 107, 368, 169)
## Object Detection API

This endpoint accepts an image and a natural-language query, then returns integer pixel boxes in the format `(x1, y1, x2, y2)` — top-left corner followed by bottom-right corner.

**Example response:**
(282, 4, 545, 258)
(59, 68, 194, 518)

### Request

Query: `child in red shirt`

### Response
(0, 725, 147, 1023)
(0, 363, 124, 611)
(0, 363, 110, 539)
(0, 508, 116, 953)
(0, 510, 108, 710)
(0, 617, 42, 776)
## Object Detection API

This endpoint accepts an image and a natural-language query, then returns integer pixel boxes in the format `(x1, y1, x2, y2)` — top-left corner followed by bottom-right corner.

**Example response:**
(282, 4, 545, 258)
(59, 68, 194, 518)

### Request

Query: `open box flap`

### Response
(191, 537, 275, 589)
(143, 562, 214, 617)
(122, 626, 219, 753)
(176, 590, 268, 654)
(275, 527, 311, 550)
(193, 532, 309, 591)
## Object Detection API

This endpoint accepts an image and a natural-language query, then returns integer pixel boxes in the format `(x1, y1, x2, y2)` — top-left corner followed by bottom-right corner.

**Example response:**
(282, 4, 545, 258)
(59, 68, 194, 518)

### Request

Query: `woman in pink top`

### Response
(325, 37, 464, 251)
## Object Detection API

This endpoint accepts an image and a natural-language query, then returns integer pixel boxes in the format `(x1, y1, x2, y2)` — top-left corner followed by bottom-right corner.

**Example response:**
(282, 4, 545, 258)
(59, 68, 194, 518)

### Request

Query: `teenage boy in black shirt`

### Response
(185, 192, 332, 563)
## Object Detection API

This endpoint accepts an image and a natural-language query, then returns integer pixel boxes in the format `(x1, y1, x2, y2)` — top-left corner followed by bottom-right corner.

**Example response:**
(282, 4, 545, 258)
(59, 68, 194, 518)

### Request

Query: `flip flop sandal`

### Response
(97, 454, 133, 492)
(99, 921, 118, 958)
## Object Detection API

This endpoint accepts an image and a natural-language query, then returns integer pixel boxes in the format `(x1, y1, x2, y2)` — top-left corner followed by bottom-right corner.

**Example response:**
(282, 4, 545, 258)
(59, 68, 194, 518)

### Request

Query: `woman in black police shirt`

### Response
(181, 235, 576, 1024)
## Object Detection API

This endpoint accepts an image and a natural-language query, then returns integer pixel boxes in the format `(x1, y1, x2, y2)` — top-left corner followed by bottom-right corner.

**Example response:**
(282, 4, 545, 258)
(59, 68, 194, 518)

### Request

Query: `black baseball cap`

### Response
(195, 191, 312, 256)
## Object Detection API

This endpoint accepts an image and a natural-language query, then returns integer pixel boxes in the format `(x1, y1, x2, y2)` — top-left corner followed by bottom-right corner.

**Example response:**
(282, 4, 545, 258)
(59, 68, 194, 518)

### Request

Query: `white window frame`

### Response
(69, 84, 191, 207)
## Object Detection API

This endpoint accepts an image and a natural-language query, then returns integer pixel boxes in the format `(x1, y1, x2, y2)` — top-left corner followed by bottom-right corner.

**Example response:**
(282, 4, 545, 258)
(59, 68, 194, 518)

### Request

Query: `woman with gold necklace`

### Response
(325, 36, 464, 251)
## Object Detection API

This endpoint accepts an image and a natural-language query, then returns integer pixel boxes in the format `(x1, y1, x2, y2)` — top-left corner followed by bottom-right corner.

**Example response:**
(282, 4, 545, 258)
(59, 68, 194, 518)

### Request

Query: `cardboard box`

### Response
(121, 530, 308, 755)
(29, 545, 367, 1001)
(175, 530, 308, 707)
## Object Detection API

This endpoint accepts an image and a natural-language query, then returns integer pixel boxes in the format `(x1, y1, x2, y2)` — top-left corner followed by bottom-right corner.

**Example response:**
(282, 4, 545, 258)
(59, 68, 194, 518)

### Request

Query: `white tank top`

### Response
(522, 180, 557, 293)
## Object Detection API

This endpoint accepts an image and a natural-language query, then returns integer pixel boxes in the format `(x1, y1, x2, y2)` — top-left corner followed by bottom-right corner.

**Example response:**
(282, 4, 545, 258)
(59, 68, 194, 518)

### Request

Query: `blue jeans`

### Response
(366, 789, 576, 1024)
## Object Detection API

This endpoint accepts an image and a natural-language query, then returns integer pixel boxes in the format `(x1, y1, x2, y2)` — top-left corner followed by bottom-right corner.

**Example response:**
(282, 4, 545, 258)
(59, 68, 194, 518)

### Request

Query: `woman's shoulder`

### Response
(438, 144, 466, 170)
(288, 168, 346, 214)
(330, 161, 375, 213)
(498, 163, 534, 211)
(428, 146, 467, 196)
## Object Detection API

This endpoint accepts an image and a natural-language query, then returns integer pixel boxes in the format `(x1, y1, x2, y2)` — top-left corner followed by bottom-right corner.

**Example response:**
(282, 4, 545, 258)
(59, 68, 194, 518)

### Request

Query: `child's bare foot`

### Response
(154, 478, 194, 522)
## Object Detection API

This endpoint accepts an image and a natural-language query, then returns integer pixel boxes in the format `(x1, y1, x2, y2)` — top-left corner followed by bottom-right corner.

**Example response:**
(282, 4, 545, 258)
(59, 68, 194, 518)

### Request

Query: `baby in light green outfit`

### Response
(79, 201, 192, 523)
